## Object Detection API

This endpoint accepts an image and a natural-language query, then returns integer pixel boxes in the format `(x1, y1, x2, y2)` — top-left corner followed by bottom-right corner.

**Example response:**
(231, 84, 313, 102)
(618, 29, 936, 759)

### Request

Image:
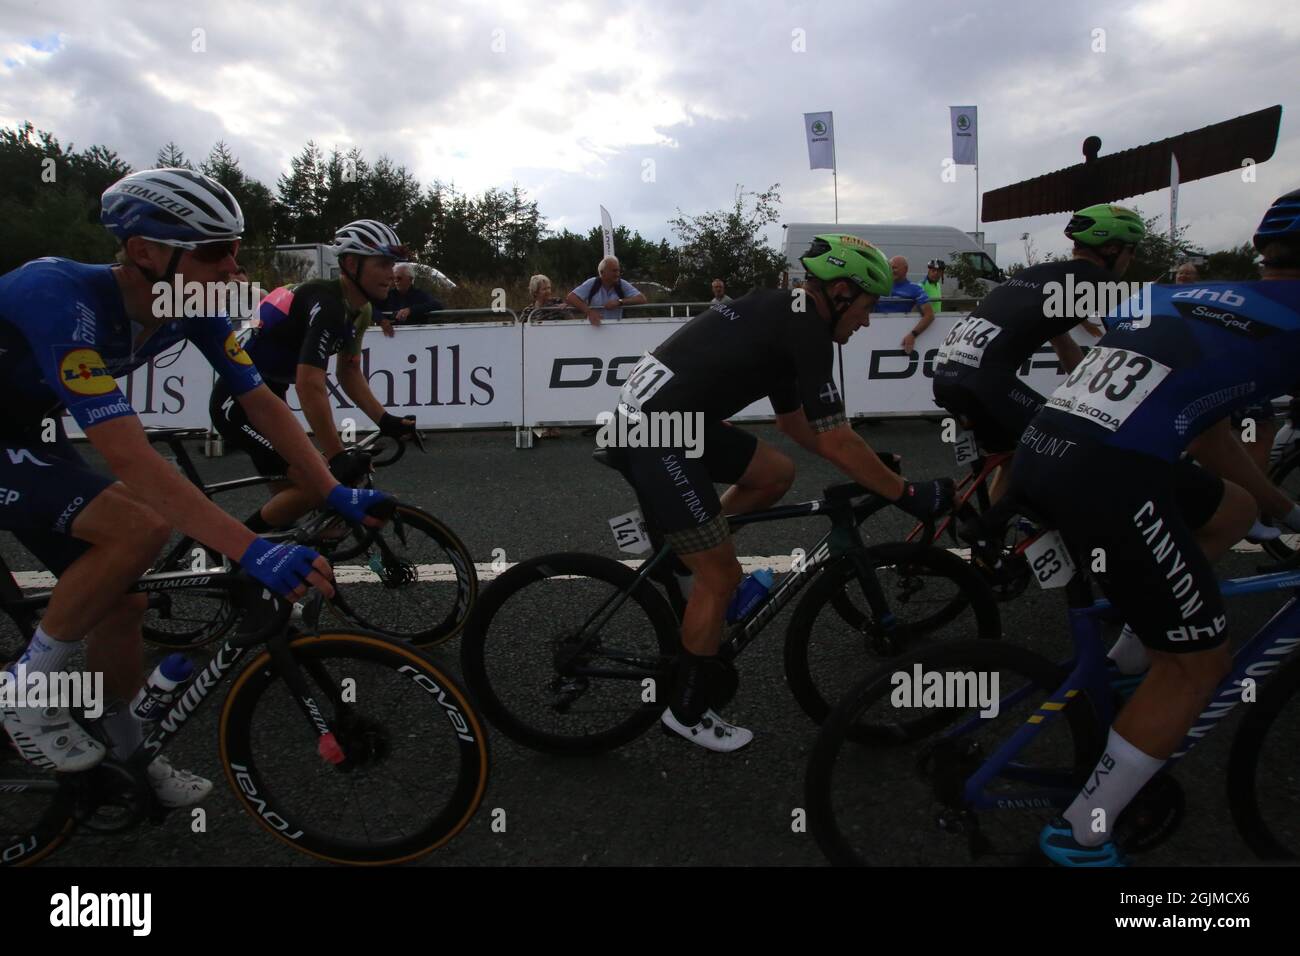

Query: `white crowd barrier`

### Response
(74, 310, 1099, 442)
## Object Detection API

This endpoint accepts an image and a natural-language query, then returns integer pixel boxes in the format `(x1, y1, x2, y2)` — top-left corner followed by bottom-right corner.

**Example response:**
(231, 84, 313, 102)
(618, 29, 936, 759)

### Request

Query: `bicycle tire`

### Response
(1263, 446, 1300, 561)
(1226, 655, 1300, 860)
(219, 631, 488, 865)
(140, 541, 238, 649)
(0, 747, 76, 867)
(785, 546, 1001, 724)
(323, 504, 478, 647)
(806, 640, 1101, 866)
(461, 552, 679, 755)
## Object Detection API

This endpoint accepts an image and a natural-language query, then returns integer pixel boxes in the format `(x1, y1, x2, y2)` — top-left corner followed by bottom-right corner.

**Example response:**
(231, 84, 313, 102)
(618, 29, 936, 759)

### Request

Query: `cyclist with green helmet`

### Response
(932, 204, 1145, 501)
(616, 235, 954, 751)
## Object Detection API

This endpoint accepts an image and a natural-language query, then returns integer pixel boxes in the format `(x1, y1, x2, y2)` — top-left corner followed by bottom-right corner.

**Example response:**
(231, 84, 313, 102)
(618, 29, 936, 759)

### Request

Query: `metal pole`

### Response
(833, 168, 839, 224)
(974, 163, 980, 237)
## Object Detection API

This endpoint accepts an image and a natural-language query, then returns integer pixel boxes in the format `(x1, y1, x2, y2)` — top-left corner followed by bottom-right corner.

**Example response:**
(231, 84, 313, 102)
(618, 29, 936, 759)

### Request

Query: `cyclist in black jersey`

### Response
(210, 220, 418, 532)
(932, 204, 1144, 501)
(619, 235, 954, 751)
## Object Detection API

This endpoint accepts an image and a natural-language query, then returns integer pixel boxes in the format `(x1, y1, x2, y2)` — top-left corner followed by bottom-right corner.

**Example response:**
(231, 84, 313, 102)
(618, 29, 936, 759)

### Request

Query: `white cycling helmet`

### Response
(101, 168, 244, 247)
(332, 220, 409, 259)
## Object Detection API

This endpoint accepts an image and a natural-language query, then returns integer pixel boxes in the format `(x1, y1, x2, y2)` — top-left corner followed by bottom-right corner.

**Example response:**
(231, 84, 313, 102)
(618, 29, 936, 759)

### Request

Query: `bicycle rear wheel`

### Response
(806, 641, 1100, 866)
(461, 553, 679, 754)
(321, 504, 478, 647)
(219, 632, 488, 865)
(1227, 656, 1300, 860)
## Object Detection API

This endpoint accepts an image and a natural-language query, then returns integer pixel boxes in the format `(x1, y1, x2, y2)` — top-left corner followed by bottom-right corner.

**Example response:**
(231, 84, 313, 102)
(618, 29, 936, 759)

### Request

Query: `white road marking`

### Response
(4, 540, 1275, 589)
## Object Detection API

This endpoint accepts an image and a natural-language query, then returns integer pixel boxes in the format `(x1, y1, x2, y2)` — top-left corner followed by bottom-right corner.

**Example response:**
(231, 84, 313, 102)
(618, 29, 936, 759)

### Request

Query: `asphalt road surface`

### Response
(1, 420, 1296, 867)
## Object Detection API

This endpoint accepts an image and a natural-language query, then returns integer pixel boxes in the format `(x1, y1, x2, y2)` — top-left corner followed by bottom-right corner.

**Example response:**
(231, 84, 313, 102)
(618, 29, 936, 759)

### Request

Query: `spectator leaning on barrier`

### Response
(1175, 261, 1200, 284)
(871, 255, 935, 353)
(565, 255, 646, 325)
(520, 274, 570, 323)
(710, 278, 733, 305)
(920, 259, 945, 313)
(377, 262, 444, 337)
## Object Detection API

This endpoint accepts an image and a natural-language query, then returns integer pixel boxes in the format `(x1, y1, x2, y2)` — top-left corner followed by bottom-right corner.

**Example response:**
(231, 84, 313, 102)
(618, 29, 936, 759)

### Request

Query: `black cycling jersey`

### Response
(635, 289, 846, 432)
(933, 258, 1113, 377)
(244, 279, 373, 385)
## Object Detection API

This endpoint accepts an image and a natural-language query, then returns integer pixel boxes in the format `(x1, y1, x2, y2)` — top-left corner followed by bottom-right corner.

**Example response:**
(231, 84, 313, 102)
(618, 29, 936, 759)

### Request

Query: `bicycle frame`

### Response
(956, 568, 1300, 811)
(561, 485, 919, 679)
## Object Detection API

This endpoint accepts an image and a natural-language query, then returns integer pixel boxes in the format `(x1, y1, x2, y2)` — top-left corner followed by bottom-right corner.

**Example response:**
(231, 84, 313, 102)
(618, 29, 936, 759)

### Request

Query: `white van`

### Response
(782, 223, 1003, 300)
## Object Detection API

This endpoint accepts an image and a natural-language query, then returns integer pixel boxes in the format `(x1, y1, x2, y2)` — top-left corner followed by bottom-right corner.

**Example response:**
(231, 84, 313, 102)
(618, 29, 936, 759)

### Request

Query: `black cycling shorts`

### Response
(210, 379, 289, 477)
(933, 371, 1045, 454)
(0, 421, 116, 575)
(1009, 438, 1227, 653)
(625, 420, 758, 554)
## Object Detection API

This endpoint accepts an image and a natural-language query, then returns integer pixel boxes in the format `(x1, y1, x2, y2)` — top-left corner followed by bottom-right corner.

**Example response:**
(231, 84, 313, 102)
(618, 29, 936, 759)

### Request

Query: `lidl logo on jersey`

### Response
(223, 331, 253, 366)
(59, 349, 118, 396)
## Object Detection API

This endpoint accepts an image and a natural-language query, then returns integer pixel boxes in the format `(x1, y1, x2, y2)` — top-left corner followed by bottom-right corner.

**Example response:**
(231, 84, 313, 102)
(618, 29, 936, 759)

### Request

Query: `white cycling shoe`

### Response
(147, 755, 213, 808)
(2, 706, 107, 772)
(661, 707, 754, 753)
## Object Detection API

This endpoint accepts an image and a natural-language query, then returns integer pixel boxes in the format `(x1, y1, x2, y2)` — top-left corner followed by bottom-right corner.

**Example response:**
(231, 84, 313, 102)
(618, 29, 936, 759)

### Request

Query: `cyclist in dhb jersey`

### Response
(932, 205, 1144, 501)
(621, 235, 955, 751)
(0, 169, 391, 801)
(1004, 189, 1300, 865)
(210, 220, 419, 533)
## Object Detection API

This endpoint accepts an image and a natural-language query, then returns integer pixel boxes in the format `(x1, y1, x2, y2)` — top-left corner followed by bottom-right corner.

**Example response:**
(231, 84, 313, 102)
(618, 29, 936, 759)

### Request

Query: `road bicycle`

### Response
(806, 510, 1300, 865)
(0, 535, 489, 866)
(131, 427, 477, 649)
(460, 447, 1000, 753)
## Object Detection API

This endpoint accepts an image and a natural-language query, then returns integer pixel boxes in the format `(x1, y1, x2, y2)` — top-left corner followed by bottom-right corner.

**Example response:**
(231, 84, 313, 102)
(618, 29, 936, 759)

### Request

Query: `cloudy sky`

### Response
(2, 0, 1296, 264)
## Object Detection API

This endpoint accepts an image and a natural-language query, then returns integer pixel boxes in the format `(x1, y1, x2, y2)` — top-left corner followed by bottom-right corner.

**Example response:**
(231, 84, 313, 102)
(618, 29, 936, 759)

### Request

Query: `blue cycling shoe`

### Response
(1040, 817, 1128, 867)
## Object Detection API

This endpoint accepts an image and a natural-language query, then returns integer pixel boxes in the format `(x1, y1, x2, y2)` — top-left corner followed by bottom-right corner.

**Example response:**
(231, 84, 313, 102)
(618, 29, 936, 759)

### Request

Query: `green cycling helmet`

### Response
(800, 234, 893, 296)
(1065, 204, 1146, 247)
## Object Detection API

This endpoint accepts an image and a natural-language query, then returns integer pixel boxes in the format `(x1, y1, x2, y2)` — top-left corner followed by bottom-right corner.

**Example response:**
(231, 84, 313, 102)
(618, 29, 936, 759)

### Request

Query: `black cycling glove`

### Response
(328, 448, 372, 486)
(894, 478, 955, 521)
(379, 412, 418, 440)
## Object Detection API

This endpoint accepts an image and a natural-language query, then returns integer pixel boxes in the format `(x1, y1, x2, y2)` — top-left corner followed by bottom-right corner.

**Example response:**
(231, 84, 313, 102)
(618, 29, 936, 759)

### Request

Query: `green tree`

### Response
(155, 142, 193, 169)
(668, 184, 785, 297)
(1201, 242, 1261, 280)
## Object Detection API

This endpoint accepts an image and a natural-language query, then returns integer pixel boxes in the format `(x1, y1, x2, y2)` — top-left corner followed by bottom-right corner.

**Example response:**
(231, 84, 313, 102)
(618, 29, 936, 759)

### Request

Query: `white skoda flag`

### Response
(950, 106, 978, 166)
(804, 112, 835, 170)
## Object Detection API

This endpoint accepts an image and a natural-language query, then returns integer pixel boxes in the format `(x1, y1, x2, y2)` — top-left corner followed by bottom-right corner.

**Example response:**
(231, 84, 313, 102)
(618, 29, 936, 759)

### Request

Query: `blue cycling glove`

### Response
(326, 484, 394, 524)
(240, 538, 322, 597)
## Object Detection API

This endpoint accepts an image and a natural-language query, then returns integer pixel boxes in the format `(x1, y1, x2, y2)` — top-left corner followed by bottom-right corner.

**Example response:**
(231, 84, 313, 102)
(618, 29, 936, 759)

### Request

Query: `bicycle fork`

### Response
(264, 633, 349, 766)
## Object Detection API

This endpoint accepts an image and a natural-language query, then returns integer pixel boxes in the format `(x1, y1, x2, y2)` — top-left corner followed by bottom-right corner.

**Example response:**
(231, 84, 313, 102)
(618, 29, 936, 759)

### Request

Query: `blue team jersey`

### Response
(0, 258, 263, 432)
(1036, 281, 1300, 461)
(873, 279, 930, 314)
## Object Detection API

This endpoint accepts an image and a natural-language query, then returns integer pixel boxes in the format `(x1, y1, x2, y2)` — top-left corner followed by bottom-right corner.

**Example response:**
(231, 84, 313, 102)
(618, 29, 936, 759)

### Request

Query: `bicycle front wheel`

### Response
(461, 553, 679, 754)
(806, 640, 1100, 866)
(785, 546, 1001, 724)
(0, 748, 75, 867)
(1227, 656, 1300, 860)
(219, 632, 489, 865)
(321, 504, 478, 647)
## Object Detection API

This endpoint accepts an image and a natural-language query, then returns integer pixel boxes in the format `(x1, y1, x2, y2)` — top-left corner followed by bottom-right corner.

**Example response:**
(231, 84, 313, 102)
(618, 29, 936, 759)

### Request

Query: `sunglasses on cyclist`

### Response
(186, 239, 241, 263)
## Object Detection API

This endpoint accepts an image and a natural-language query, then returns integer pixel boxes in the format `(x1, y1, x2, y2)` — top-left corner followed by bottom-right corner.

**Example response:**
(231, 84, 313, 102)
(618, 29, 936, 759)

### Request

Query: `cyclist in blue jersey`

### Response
(210, 220, 418, 533)
(1003, 189, 1300, 865)
(0, 169, 391, 802)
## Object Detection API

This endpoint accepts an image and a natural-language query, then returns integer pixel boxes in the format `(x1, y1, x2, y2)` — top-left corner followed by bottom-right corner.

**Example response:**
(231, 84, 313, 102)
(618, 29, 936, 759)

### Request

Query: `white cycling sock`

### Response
(1107, 624, 1149, 676)
(101, 702, 144, 760)
(10, 625, 78, 679)
(1064, 728, 1165, 846)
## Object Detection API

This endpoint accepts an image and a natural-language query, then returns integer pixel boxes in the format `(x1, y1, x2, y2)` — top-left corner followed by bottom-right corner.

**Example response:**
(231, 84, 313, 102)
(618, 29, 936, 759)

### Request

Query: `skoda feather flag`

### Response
(804, 112, 835, 170)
